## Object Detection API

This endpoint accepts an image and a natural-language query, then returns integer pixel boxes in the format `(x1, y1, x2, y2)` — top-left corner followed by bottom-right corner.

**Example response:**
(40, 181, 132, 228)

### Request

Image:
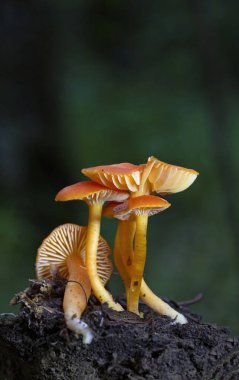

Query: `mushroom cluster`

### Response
(36, 156, 198, 343)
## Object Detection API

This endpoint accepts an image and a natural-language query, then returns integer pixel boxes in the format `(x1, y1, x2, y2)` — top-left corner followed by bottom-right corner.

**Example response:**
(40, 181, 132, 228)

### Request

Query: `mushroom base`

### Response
(1, 278, 239, 380)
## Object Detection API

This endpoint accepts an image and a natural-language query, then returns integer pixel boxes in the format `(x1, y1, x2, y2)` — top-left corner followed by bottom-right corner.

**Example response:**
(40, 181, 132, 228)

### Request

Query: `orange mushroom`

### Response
(103, 201, 188, 323)
(55, 181, 129, 311)
(113, 195, 171, 314)
(123, 157, 198, 316)
(36, 223, 112, 344)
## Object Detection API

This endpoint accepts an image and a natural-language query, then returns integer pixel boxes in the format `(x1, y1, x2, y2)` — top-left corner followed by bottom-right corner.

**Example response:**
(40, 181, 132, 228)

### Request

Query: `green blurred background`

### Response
(1, 1, 239, 333)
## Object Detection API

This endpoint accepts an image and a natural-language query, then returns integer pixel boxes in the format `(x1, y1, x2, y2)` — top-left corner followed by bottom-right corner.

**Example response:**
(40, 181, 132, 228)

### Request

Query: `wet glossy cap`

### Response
(55, 181, 129, 205)
(82, 163, 144, 192)
(36, 224, 112, 285)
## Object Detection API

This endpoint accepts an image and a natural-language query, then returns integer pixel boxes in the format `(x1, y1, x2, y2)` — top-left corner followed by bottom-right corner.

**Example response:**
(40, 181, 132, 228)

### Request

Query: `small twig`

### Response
(177, 293, 203, 307)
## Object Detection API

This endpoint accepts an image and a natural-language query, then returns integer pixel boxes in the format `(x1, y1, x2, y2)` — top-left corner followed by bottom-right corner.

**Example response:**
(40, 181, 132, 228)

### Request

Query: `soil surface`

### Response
(0, 278, 239, 380)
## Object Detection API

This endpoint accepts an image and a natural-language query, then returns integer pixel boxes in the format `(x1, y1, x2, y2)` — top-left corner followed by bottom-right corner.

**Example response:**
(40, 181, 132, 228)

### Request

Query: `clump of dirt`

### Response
(0, 278, 239, 380)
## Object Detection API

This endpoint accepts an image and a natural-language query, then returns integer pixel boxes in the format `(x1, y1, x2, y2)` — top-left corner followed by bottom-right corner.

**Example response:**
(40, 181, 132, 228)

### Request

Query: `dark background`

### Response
(1, 1, 239, 333)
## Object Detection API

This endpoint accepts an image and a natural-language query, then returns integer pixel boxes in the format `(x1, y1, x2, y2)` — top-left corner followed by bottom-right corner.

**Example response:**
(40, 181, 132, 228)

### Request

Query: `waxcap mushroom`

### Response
(82, 163, 144, 192)
(36, 223, 112, 285)
(55, 180, 129, 204)
(146, 156, 199, 194)
(108, 195, 171, 315)
(55, 181, 129, 311)
(112, 195, 171, 220)
(102, 201, 187, 324)
(36, 223, 112, 344)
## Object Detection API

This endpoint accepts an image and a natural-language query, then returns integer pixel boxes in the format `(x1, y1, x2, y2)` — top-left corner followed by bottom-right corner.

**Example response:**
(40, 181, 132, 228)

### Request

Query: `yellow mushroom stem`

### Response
(86, 202, 123, 311)
(116, 220, 187, 324)
(63, 254, 93, 344)
(113, 220, 135, 306)
(140, 281, 187, 324)
(120, 220, 136, 269)
(113, 223, 130, 298)
(128, 214, 148, 315)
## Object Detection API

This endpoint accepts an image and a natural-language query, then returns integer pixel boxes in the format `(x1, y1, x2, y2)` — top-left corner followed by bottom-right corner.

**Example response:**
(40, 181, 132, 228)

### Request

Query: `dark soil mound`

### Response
(0, 278, 239, 380)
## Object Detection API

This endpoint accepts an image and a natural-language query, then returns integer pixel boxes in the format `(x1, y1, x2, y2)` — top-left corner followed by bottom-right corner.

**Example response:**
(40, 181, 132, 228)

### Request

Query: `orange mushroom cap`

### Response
(36, 223, 112, 285)
(147, 156, 199, 194)
(111, 195, 171, 220)
(82, 163, 144, 192)
(55, 181, 129, 205)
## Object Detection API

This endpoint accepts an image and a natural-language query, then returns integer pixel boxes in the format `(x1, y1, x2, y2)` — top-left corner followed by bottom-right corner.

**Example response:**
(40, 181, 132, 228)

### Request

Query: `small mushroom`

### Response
(112, 157, 198, 315)
(55, 181, 129, 311)
(103, 201, 187, 324)
(114, 195, 171, 315)
(36, 223, 112, 344)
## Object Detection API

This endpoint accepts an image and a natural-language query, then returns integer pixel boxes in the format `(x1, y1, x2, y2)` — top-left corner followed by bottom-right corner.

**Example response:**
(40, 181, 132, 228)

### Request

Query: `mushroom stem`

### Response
(63, 254, 93, 344)
(120, 220, 136, 310)
(113, 222, 130, 299)
(120, 220, 136, 269)
(114, 220, 136, 304)
(117, 221, 188, 324)
(128, 214, 148, 315)
(140, 280, 188, 324)
(86, 203, 123, 311)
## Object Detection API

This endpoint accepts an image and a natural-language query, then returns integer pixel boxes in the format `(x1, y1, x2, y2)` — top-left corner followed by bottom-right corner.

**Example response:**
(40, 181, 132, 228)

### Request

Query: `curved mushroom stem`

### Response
(63, 254, 93, 344)
(128, 214, 148, 315)
(114, 220, 136, 305)
(117, 219, 187, 324)
(140, 280, 187, 324)
(86, 203, 123, 311)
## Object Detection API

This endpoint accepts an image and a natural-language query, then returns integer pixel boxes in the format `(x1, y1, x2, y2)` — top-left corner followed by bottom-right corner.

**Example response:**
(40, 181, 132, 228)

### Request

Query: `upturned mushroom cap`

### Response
(36, 223, 112, 285)
(146, 156, 199, 194)
(55, 181, 129, 205)
(111, 195, 171, 220)
(82, 163, 144, 192)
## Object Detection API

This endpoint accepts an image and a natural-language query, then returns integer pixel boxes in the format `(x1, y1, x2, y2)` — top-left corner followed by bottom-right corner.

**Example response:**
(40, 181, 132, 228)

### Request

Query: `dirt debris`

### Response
(0, 278, 239, 380)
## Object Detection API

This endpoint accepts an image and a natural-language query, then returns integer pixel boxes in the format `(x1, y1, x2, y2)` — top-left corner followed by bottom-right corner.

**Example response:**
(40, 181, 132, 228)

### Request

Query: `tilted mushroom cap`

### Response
(82, 163, 144, 192)
(147, 156, 199, 194)
(36, 224, 112, 285)
(112, 195, 171, 220)
(55, 181, 129, 204)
